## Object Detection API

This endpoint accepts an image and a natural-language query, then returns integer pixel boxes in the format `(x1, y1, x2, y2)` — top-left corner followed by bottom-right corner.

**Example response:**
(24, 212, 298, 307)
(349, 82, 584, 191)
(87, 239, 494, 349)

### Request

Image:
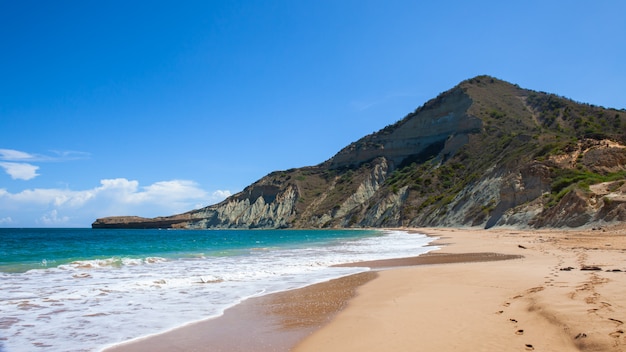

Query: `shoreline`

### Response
(102, 271, 379, 352)
(103, 230, 522, 352)
(104, 226, 626, 351)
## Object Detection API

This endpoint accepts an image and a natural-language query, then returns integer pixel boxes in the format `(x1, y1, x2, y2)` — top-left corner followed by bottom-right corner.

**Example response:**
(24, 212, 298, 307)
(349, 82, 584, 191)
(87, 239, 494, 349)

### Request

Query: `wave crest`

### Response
(63, 256, 168, 270)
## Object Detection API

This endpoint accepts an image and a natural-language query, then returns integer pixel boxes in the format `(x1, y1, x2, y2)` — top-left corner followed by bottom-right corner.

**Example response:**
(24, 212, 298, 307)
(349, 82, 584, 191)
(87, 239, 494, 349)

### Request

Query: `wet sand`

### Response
(103, 272, 378, 352)
(105, 226, 626, 351)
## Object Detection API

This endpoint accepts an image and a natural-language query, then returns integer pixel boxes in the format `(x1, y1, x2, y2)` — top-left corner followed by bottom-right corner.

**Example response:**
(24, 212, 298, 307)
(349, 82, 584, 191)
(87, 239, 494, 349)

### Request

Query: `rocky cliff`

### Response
(93, 76, 626, 229)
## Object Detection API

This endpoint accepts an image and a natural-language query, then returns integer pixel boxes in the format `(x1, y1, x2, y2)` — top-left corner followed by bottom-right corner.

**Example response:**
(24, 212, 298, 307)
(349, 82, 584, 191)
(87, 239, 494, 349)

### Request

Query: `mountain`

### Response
(92, 76, 626, 229)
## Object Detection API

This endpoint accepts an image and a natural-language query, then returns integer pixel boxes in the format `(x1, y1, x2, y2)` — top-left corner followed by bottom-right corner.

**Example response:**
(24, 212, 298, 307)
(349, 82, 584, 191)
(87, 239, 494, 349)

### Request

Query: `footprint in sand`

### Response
(609, 330, 624, 338)
(525, 344, 535, 350)
(526, 286, 545, 294)
(510, 318, 518, 323)
(516, 329, 524, 335)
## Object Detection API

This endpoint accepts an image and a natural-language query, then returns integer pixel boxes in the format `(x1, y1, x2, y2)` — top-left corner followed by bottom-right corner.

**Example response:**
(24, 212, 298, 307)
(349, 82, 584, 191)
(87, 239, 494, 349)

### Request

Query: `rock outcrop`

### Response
(92, 76, 626, 230)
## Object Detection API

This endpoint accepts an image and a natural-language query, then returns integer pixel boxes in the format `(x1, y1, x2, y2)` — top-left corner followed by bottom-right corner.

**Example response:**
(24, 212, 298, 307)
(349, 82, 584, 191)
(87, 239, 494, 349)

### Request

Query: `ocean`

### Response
(0, 228, 436, 352)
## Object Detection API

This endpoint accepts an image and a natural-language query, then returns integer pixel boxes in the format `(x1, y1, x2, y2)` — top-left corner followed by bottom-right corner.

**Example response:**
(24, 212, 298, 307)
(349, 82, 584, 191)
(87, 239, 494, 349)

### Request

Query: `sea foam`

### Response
(0, 230, 436, 352)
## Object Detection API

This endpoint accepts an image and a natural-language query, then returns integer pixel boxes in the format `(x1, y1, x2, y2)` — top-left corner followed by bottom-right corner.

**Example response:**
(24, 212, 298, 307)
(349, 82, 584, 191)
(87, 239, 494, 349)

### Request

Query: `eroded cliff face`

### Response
(309, 158, 391, 227)
(186, 184, 299, 229)
(92, 76, 626, 230)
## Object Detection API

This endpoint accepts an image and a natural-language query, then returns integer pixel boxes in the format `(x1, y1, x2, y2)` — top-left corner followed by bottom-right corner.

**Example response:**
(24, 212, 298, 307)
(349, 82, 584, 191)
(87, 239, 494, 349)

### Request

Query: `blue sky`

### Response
(1, 1, 625, 227)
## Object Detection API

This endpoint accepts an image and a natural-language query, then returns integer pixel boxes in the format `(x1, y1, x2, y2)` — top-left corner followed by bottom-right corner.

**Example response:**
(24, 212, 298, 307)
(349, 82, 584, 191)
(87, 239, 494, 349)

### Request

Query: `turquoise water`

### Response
(0, 228, 436, 352)
(0, 228, 378, 273)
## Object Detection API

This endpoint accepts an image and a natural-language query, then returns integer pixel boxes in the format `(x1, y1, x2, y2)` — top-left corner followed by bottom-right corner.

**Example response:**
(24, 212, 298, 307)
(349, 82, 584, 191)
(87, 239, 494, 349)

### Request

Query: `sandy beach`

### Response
(105, 226, 626, 352)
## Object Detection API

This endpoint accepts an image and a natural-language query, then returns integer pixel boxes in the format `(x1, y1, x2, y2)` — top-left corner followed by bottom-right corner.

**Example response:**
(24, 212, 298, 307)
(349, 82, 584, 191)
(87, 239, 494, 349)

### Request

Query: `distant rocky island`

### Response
(93, 76, 626, 230)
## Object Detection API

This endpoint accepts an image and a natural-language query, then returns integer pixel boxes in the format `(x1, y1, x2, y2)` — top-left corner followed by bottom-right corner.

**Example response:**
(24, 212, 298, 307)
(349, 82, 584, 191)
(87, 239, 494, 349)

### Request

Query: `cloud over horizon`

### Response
(0, 178, 231, 227)
(0, 148, 233, 227)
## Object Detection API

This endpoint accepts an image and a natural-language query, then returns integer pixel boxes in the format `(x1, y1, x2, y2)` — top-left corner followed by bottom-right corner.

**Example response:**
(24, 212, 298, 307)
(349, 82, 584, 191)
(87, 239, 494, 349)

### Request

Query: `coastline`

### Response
(104, 226, 626, 351)
(102, 271, 378, 352)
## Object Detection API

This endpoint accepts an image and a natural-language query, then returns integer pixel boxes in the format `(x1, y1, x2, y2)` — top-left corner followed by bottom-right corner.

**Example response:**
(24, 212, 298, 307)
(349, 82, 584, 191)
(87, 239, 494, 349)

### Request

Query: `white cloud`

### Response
(192, 190, 232, 210)
(91, 179, 211, 208)
(0, 187, 81, 207)
(0, 216, 12, 224)
(48, 150, 91, 161)
(211, 190, 232, 200)
(0, 149, 35, 161)
(0, 162, 40, 180)
(0, 149, 90, 182)
(0, 148, 89, 162)
(39, 210, 70, 225)
(0, 179, 232, 227)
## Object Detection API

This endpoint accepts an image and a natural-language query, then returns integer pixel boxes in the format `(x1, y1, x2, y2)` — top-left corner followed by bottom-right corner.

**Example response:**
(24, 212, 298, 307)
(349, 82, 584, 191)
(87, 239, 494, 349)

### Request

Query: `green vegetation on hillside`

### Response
(370, 76, 626, 224)
(548, 168, 626, 207)
(286, 76, 626, 227)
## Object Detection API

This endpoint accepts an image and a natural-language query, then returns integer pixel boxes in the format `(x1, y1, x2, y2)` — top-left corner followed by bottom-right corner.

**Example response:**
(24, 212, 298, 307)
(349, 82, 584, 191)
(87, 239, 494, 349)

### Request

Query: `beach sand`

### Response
(296, 227, 626, 352)
(105, 226, 626, 352)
